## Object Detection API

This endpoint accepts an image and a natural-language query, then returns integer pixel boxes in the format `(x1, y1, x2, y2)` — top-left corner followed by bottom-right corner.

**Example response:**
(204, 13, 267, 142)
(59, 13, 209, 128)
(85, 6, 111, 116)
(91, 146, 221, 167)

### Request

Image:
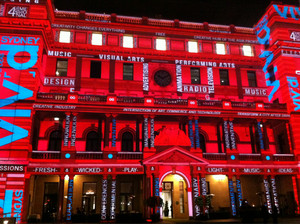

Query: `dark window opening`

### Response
(90, 61, 102, 78)
(247, 71, 257, 87)
(191, 68, 200, 84)
(121, 131, 134, 152)
(267, 65, 276, 83)
(86, 131, 101, 152)
(43, 182, 58, 222)
(220, 69, 229, 86)
(199, 133, 206, 153)
(48, 130, 62, 151)
(123, 63, 134, 80)
(56, 59, 68, 77)
(82, 183, 97, 214)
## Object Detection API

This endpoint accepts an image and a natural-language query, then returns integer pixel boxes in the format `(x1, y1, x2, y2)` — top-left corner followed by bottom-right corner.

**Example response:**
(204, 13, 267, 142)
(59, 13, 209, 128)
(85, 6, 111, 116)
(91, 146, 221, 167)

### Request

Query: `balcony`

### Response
(238, 154, 261, 161)
(117, 152, 143, 160)
(203, 153, 227, 160)
(31, 151, 61, 159)
(273, 154, 295, 161)
(75, 152, 103, 160)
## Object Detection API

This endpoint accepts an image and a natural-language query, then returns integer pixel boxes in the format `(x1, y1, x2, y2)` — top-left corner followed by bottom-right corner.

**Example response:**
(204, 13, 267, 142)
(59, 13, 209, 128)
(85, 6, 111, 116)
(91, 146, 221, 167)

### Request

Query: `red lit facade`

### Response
(0, 0, 299, 222)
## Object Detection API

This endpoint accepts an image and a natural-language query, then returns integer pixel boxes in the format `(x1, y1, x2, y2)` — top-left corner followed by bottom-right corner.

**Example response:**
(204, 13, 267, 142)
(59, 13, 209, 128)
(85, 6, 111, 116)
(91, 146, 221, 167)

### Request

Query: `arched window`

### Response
(122, 132, 133, 152)
(86, 131, 101, 152)
(48, 130, 62, 151)
(199, 133, 206, 153)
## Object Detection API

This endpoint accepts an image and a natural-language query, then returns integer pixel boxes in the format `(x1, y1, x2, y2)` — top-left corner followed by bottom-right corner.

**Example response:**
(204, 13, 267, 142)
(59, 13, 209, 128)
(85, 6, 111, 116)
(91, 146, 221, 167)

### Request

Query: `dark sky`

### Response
(53, 0, 299, 27)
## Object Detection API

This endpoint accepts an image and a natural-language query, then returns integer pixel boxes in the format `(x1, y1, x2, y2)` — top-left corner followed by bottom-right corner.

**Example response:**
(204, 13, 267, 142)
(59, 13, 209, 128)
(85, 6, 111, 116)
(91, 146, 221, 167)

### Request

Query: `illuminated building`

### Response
(0, 0, 299, 222)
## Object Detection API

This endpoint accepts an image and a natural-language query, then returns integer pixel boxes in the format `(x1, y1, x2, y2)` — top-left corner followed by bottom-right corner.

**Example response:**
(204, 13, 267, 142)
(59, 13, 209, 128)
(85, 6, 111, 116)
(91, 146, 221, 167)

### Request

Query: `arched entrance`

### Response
(160, 173, 189, 219)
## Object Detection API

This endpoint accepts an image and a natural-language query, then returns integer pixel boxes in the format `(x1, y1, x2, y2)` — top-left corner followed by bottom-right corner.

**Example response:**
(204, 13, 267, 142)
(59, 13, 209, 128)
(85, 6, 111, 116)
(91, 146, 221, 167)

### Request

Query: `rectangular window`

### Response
(56, 59, 68, 77)
(188, 40, 198, 53)
(268, 66, 276, 83)
(243, 45, 253, 56)
(90, 61, 101, 78)
(247, 71, 257, 87)
(123, 35, 133, 48)
(82, 183, 97, 214)
(216, 43, 226, 55)
(156, 38, 166, 51)
(91, 33, 102, 46)
(220, 69, 229, 86)
(190, 68, 200, 84)
(123, 63, 134, 80)
(59, 31, 71, 43)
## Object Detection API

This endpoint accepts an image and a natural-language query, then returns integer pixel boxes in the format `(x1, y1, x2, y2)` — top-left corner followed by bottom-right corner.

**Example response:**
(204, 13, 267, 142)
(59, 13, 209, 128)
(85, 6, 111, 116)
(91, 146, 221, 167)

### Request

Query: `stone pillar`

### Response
(144, 116, 149, 149)
(110, 176, 117, 220)
(21, 174, 31, 222)
(217, 122, 223, 153)
(192, 175, 200, 218)
(63, 113, 71, 147)
(228, 176, 237, 216)
(194, 118, 201, 150)
(263, 176, 272, 214)
(150, 116, 155, 149)
(70, 113, 77, 147)
(111, 115, 117, 147)
(270, 176, 279, 214)
(57, 175, 65, 221)
(101, 176, 108, 220)
(188, 117, 194, 149)
(66, 175, 74, 221)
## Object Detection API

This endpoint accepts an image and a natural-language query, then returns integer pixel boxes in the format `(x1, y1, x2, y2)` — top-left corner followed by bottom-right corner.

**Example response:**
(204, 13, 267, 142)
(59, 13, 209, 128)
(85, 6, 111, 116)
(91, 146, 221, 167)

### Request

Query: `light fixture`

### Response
(64, 174, 69, 181)
(213, 175, 226, 181)
(54, 117, 60, 121)
(4, 220, 9, 224)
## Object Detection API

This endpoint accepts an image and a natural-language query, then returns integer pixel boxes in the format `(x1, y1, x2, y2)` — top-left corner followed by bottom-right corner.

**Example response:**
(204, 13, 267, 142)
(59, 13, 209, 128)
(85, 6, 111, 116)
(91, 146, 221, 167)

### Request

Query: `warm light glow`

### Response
(91, 33, 102, 46)
(59, 31, 71, 43)
(4, 220, 9, 224)
(123, 35, 133, 48)
(188, 41, 198, 53)
(172, 174, 184, 181)
(212, 175, 227, 181)
(243, 45, 253, 56)
(216, 43, 226, 55)
(64, 174, 69, 180)
(54, 117, 59, 121)
(156, 38, 166, 51)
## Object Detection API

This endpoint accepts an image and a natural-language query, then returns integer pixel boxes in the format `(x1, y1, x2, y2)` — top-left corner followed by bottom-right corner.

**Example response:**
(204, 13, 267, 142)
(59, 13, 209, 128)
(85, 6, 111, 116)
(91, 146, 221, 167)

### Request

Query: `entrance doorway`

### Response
(161, 174, 188, 219)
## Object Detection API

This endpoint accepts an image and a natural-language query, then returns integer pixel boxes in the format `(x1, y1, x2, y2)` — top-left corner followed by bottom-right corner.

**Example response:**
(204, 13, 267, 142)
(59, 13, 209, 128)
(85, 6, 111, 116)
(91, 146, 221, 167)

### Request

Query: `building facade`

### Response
(0, 0, 300, 222)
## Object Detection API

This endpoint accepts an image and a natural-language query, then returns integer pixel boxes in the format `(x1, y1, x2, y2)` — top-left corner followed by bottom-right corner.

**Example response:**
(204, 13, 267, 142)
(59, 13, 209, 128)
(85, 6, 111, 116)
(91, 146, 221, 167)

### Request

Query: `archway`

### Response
(160, 172, 190, 219)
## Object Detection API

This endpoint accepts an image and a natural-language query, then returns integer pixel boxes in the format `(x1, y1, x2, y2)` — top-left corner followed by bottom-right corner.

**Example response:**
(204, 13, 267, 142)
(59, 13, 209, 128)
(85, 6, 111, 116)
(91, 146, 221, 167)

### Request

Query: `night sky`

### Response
(53, 0, 299, 27)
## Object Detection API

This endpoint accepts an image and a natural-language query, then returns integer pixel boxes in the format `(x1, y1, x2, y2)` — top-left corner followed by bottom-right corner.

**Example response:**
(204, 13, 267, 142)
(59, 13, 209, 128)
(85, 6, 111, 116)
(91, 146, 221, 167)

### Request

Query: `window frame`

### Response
(156, 38, 167, 51)
(123, 35, 134, 48)
(243, 45, 253, 56)
(55, 59, 68, 77)
(188, 40, 198, 53)
(190, 67, 201, 84)
(247, 71, 257, 87)
(90, 60, 102, 79)
(216, 42, 226, 55)
(123, 63, 134, 81)
(219, 69, 229, 86)
(59, 30, 71, 43)
(91, 33, 102, 46)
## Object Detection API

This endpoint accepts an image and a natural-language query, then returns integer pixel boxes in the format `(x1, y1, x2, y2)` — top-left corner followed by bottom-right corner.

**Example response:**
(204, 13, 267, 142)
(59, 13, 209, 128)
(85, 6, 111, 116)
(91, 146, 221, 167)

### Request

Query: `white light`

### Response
(55, 71, 59, 76)
(54, 117, 59, 121)
(243, 45, 253, 56)
(123, 36, 133, 48)
(156, 38, 166, 51)
(64, 174, 69, 181)
(91, 33, 102, 46)
(188, 41, 198, 53)
(216, 43, 226, 55)
(59, 31, 71, 43)
(213, 175, 226, 181)
(4, 220, 9, 224)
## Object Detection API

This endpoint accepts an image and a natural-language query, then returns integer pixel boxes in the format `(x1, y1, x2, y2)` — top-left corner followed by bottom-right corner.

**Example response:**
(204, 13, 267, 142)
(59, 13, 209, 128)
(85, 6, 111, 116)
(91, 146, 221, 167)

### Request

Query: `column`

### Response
(223, 119, 230, 152)
(192, 175, 200, 217)
(144, 116, 149, 149)
(136, 119, 140, 152)
(21, 175, 31, 222)
(270, 176, 279, 214)
(228, 176, 237, 216)
(217, 122, 223, 153)
(292, 175, 300, 214)
(66, 175, 74, 221)
(249, 124, 256, 153)
(104, 114, 111, 148)
(236, 177, 243, 208)
(228, 120, 236, 150)
(110, 176, 116, 220)
(194, 118, 201, 150)
(188, 118, 194, 149)
(63, 113, 71, 147)
(200, 174, 208, 215)
(57, 175, 65, 221)
(263, 176, 272, 214)
(150, 116, 155, 148)
(257, 120, 265, 150)
(101, 176, 108, 220)
(111, 115, 117, 147)
(70, 113, 77, 147)
(263, 121, 269, 150)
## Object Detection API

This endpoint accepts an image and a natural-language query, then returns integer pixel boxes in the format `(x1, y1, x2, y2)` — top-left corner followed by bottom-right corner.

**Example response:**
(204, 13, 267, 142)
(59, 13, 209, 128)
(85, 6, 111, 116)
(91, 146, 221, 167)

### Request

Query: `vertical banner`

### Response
(176, 65, 182, 92)
(236, 179, 243, 207)
(223, 120, 230, 150)
(207, 67, 214, 96)
(110, 179, 116, 220)
(143, 63, 149, 91)
(66, 178, 74, 221)
(263, 178, 272, 214)
(154, 177, 160, 213)
(229, 121, 236, 150)
(228, 179, 236, 216)
(144, 117, 148, 148)
(194, 119, 200, 149)
(70, 115, 77, 147)
(101, 179, 108, 220)
(64, 114, 70, 147)
(257, 121, 265, 150)
(150, 117, 154, 148)
(192, 177, 200, 217)
(270, 177, 279, 214)
(188, 119, 194, 148)
(111, 118, 116, 147)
